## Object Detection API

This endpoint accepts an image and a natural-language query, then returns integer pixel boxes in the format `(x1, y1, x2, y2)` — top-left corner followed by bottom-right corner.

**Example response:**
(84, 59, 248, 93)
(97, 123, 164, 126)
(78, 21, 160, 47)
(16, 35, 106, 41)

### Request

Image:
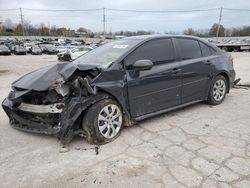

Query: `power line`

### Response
(22, 8, 103, 12)
(0, 8, 19, 11)
(1, 7, 221, 13)
(1, 7, 250, 13)
(106, 7, 220, 13)
(223, 8, 250, 12)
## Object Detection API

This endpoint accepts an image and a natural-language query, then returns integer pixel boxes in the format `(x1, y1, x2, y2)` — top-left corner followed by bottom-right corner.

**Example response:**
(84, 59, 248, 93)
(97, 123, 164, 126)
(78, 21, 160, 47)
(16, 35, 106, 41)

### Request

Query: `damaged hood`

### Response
(12, 62, 101, 91)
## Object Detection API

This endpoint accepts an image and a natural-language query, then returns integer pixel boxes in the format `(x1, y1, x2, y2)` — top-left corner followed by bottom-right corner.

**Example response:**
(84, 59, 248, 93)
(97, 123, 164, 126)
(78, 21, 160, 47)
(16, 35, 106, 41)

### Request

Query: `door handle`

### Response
(203, 60, 212, 65)
(171, 68, 181, 74)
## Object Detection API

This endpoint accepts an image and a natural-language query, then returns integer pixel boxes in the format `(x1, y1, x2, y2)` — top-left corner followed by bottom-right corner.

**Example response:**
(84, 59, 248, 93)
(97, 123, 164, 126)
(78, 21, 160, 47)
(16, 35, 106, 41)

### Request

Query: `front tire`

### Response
(82, 99, 123, 145)
(207, 75, 227, 105)
(64, 54, 71, 61)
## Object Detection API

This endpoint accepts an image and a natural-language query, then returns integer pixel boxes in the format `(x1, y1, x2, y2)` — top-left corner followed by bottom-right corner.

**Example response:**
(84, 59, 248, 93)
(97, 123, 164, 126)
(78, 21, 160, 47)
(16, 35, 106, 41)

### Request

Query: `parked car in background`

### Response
(13, 46, 27, 55)
(4, 42, 16, 52)
(43, 45, 59, 54)
(24, 43, 34, 53)
(57, 46, 93, 61)
(39, 44, 46, 53)
(0, 45, 11, 55)
(2, 35, 236, 145)
(30, 45, 42, 55)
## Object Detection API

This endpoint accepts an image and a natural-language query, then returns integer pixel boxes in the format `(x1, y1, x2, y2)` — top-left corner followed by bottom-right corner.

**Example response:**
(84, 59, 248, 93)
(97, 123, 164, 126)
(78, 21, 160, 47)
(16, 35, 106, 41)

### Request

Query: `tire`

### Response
(63, 54, 71, 61)
(207, 75, 227, 105)
(82, 99, 123, 145)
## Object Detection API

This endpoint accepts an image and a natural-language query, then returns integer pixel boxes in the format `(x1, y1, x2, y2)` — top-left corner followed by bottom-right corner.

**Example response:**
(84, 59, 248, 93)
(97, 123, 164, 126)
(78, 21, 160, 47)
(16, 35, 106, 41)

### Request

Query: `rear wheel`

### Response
(207, 75, 227, 105)
(82, 99, 123, 145)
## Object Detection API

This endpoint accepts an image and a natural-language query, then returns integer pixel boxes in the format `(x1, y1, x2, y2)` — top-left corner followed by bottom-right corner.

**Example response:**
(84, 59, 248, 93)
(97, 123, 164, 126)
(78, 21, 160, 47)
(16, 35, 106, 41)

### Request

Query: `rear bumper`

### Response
(2, 98, 61, 135)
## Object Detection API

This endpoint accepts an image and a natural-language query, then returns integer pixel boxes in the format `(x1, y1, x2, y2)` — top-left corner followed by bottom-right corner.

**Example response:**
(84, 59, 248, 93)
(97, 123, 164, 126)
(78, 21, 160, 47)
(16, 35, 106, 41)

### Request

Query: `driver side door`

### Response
(124, 38, 182, 118)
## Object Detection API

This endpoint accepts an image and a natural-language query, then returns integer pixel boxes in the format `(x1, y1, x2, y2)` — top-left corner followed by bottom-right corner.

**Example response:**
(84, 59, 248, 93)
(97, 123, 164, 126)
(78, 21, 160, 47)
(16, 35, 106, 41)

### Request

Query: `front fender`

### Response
(59, 93, 109, 144)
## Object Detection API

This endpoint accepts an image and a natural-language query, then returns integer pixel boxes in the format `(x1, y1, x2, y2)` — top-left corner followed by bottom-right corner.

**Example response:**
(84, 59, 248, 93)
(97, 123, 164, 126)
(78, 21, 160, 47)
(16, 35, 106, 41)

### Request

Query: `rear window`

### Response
(199, 42, 216, 57)
(177, 38, 202, 60)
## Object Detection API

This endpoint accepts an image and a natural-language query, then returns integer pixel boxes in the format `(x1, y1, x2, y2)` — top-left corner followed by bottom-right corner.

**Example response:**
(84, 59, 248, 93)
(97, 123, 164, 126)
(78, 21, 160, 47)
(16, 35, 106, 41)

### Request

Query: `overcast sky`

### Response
(0, 0, 250, 33)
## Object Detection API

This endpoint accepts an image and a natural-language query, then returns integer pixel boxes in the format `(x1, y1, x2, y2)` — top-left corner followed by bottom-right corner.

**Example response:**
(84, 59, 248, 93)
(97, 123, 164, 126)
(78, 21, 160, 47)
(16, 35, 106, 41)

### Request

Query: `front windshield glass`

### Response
(32, 46, 40, 50)
(16, 46, 25, 50)
(73, 39, 141, 68)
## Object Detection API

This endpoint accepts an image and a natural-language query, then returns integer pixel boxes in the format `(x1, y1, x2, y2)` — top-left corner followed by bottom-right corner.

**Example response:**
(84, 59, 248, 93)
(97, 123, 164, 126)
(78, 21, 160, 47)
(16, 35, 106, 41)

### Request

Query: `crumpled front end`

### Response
(2, 87, 65, 135)
(2, 63, 104, 144)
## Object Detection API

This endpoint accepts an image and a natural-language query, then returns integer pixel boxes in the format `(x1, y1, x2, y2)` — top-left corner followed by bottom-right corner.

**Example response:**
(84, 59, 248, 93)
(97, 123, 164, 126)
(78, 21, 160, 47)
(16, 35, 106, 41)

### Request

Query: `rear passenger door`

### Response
(125, 38, 182, 117)
(174, 38, 215, 103)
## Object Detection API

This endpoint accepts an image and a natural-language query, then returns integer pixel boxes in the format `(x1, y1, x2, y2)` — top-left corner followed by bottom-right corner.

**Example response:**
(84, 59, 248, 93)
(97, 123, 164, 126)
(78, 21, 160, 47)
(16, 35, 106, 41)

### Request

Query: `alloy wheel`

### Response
(98, 104, 122, 139)
(212, 79, 226, 101)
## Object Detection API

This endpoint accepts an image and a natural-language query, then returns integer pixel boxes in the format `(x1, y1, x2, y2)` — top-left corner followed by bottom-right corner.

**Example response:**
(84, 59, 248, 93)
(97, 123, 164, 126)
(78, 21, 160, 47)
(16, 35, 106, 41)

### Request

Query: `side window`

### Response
(125, 38, 175, 66)
(199, 42, 212, 57)
(177, 38, 202, 60)
(209, 47, 216, 54)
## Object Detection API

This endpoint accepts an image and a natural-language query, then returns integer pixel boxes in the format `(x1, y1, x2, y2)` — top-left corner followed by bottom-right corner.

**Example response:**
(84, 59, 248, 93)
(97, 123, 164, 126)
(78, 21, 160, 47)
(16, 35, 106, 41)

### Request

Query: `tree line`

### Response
(183, 24, 250, 37)
(1, 18, 250, 38)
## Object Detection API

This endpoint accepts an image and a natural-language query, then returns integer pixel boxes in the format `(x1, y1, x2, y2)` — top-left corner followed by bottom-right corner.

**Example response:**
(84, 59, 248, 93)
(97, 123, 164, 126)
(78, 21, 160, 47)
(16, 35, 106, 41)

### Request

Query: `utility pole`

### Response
(216, 7, 223, 41)
(102, 8, 106, 40)
(19, 8, 25, 36)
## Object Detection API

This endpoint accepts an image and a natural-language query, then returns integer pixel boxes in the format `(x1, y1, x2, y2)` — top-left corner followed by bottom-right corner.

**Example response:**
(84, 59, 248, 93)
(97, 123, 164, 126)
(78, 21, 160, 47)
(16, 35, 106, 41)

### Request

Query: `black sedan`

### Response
(13, 46, 27, 55)
(0, 45, 11, 55)
(2, 35, 236, 145)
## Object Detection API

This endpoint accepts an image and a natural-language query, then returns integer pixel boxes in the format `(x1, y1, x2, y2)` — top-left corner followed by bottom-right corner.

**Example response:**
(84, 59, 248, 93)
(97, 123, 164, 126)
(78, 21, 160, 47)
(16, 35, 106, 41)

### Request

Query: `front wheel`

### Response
(82, 99, 123, 145)
(207, 75, 227, 105)
(63, 54, 71, 61)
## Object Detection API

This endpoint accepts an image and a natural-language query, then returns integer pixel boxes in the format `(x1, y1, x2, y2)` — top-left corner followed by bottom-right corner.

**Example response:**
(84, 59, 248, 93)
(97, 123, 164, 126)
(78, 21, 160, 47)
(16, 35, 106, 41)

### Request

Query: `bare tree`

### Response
(3, 18, 14, 29)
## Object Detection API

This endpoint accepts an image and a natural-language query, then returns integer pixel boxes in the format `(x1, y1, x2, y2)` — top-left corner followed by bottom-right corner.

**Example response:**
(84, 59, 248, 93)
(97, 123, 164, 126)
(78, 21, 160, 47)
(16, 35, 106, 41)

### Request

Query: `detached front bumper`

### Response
(2, 98, 63, 135)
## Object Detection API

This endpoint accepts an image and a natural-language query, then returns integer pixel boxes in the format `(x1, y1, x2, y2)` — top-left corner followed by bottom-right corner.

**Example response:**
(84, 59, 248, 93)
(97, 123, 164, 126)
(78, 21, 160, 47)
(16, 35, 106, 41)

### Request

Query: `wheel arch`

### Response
(82, 89, 134, 127)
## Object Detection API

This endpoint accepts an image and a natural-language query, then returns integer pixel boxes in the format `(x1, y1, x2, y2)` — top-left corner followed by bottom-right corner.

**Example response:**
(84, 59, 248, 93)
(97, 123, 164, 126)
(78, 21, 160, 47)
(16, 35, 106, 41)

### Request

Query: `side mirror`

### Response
(132, 59, 153, 71)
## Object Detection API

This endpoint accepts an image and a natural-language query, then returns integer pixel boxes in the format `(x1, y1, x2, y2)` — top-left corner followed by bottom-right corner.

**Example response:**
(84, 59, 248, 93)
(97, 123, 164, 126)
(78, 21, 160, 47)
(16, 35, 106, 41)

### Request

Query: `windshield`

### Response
(73, 39, 141, 68)
(32, 46, 40, 50)
(16, 46, 25, 50)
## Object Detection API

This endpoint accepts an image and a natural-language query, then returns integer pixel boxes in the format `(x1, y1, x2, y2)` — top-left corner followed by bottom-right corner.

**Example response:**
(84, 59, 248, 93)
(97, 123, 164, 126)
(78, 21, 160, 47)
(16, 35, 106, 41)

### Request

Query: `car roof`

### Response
(122, 34, 201, 41)
(121, 34, 217, 51)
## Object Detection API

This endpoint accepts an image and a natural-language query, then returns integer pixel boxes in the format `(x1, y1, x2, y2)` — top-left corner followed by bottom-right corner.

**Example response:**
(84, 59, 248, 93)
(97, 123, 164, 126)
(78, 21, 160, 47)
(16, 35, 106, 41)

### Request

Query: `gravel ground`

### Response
(0, 53, 249, 188)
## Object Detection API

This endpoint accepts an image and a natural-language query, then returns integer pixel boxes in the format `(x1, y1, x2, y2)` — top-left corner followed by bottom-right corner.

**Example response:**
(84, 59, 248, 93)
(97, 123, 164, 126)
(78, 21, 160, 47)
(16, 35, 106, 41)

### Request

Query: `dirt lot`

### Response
(0, 53, 250, 188)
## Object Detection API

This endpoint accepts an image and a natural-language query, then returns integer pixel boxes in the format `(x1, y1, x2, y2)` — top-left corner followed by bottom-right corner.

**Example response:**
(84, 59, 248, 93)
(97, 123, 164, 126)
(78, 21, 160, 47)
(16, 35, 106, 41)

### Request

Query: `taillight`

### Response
(229, 55, 234, 62)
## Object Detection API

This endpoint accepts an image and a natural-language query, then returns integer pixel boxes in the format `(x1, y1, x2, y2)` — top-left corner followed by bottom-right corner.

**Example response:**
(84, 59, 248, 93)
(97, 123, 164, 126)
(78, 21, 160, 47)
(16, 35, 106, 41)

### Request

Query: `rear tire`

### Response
(207, 75, 227, 105)
(82, 99, 123, 145)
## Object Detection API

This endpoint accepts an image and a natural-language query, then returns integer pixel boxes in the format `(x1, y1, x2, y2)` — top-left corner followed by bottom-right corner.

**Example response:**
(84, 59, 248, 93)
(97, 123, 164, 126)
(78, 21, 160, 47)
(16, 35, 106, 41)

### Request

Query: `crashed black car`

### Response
(2, 35, 236, 145)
